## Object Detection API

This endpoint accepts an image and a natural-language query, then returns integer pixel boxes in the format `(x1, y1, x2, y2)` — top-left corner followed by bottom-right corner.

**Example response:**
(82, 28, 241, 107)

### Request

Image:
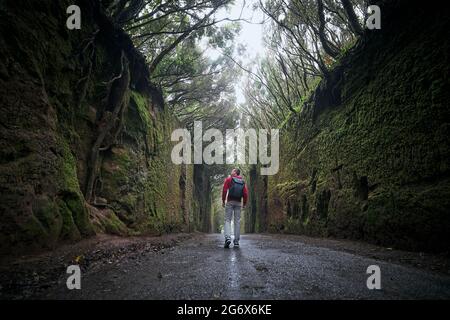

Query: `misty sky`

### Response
(205, 0, 267, 104)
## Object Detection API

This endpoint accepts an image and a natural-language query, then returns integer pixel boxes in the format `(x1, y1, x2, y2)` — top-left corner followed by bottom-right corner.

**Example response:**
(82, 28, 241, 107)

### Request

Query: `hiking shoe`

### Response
(224, 239, 231, 248)
(233, 241, 239, 248)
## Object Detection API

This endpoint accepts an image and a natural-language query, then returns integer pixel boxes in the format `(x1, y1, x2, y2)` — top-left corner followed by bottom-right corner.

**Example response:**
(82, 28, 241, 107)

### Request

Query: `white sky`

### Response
(203, 0, 267, 104)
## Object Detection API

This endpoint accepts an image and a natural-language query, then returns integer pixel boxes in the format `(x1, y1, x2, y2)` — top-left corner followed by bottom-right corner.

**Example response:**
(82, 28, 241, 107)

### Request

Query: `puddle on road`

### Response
(228, 250, 240, 290)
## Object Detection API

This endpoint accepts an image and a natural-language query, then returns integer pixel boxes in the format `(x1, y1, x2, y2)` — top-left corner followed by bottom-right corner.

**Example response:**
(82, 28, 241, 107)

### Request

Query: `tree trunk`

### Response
(317, 0, 340, 59)
(341, 0, 364, 35)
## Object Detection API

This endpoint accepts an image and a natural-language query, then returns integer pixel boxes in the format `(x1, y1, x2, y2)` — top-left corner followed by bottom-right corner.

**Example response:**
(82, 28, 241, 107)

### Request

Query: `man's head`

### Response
(231, 168, 240, 176)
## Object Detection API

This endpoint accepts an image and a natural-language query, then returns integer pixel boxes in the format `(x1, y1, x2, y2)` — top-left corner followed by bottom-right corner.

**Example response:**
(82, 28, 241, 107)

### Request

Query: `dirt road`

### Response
(28, 233, 450, 300)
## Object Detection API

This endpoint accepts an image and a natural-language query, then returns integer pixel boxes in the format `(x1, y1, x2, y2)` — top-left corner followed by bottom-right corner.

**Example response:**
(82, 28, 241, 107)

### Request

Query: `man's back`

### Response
(222, 175, 248, 205)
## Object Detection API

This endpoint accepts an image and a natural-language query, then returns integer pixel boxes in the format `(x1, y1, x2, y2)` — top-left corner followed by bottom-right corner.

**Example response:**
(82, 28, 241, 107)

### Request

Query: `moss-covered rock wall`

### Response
(0, 0, 208, 256)
(247, 0, 450, 252)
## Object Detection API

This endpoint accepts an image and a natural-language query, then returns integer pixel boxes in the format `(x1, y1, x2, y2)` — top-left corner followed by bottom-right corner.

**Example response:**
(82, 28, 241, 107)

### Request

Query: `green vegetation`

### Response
(246, 0, 450, 252)
(1, 0, 448, 256)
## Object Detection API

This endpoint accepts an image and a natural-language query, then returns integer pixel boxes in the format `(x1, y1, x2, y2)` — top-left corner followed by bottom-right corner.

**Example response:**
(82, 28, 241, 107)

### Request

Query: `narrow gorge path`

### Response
(34, 234, 450, 300)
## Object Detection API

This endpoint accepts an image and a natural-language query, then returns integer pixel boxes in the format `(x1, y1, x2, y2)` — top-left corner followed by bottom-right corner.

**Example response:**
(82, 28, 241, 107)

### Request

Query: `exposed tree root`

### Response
(84, 50, 130, 203)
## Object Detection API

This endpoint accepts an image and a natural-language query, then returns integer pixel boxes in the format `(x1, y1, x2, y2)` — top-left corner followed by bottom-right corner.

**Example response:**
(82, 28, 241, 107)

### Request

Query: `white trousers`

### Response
(224, 202, 241, 242)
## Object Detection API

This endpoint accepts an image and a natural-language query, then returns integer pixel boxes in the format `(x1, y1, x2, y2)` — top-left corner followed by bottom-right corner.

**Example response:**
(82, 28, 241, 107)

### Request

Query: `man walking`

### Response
(222, 168, 248, 248)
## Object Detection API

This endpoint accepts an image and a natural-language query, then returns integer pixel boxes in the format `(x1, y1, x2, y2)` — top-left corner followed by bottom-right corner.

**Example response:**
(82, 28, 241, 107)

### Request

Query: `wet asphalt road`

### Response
(44, 234, 450, 299)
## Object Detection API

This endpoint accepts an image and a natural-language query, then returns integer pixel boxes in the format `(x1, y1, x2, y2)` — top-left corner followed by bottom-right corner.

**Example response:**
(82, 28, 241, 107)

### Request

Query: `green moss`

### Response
(65, 192, 93, 236)
(303, 216, 310, 226)
(0, 0, 201, 254)
(58, 137, 81, 192)
(55, 137, 94, 236)
(130, 90, 152, 130)
(32, 198, 62, 242)
(94, 96, 191, 236)
(102, 211, 128, 235)
(20, 215, 47, 243)
(56, 198, 81, 240)
(275, 180, 306, 199)
(251, 3, 450, 252)
(121, 193, 138, 211)
(285, 217, 302, 234)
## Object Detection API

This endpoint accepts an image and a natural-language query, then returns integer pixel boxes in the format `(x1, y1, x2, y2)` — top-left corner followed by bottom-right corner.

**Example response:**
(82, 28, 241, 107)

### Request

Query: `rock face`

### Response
(246, 0, 450, 252)
(0, 0, 210, 256)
